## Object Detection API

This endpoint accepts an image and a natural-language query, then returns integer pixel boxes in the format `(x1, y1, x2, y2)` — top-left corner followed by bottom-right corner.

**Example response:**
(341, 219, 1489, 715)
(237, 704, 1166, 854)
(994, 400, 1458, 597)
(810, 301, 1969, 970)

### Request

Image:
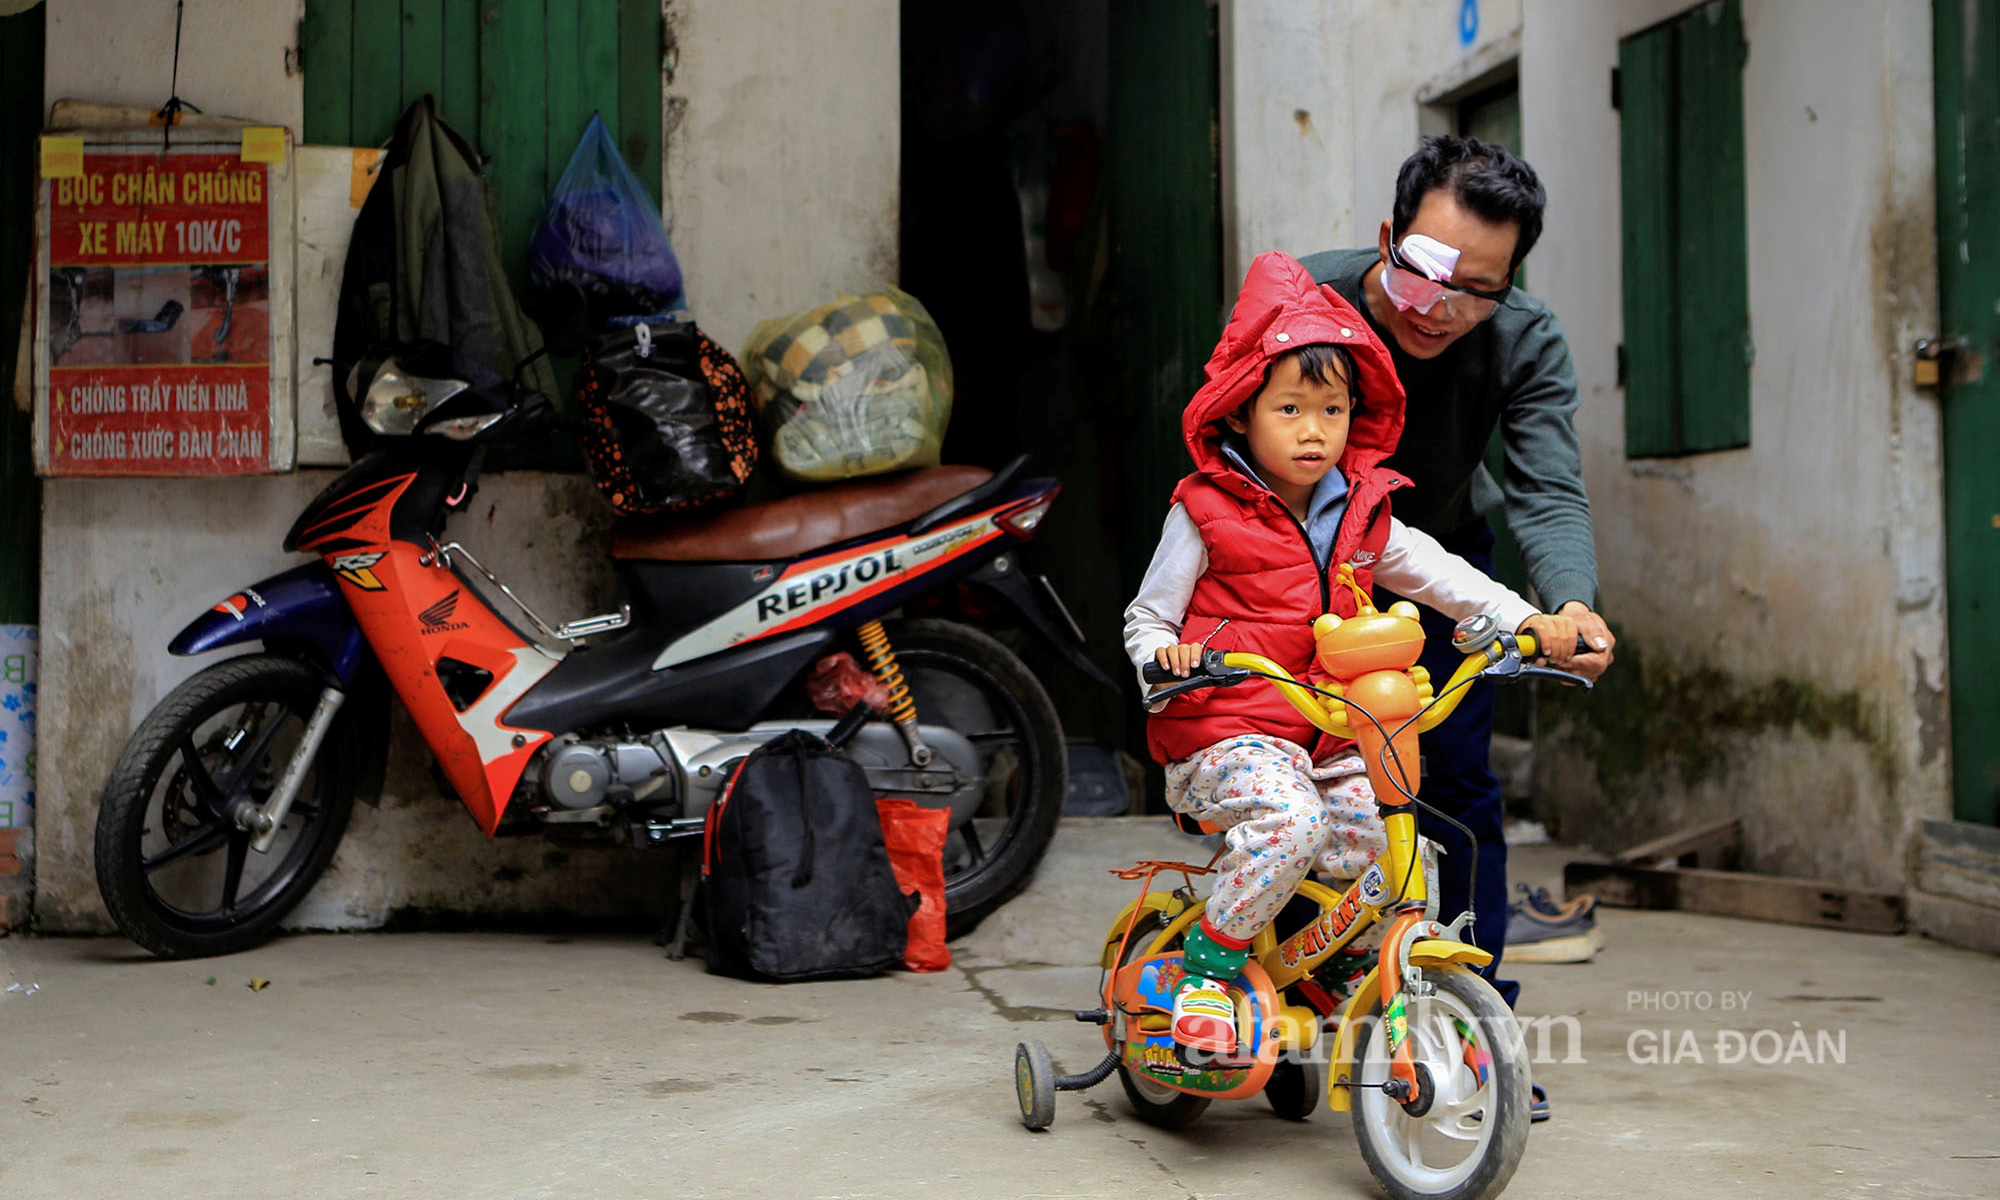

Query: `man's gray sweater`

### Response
(1298, 248, 1598, 612)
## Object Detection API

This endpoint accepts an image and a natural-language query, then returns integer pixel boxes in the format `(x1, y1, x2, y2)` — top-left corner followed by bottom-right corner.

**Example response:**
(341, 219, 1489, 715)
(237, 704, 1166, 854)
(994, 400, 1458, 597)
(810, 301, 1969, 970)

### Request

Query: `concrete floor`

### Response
(1, 819, 1995, 1200)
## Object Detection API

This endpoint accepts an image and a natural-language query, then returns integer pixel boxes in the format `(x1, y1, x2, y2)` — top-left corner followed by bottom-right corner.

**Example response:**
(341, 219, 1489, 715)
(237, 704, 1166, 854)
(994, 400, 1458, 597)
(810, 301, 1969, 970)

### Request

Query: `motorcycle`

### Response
(93, 343, 1106, 959)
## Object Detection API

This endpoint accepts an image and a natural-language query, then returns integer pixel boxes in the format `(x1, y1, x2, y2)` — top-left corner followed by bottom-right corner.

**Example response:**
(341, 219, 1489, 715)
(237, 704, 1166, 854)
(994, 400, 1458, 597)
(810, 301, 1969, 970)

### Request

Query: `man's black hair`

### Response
(1392, 134, 1545, 269)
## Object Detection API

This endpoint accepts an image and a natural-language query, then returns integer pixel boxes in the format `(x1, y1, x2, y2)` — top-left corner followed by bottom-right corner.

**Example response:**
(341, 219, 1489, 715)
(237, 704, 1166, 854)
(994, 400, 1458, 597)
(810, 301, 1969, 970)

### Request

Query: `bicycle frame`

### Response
(1108, 568, 1552, 1111)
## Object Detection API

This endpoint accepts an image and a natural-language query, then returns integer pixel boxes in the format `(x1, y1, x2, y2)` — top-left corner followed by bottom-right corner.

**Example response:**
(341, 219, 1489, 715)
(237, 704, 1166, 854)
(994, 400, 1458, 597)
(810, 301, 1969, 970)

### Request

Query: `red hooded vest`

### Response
(1147, 252, 1410, 764)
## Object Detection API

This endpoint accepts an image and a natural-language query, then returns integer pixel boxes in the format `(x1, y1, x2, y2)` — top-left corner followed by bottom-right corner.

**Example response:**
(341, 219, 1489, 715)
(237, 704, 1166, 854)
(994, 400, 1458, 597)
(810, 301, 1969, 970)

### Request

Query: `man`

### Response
(1300, 135, 1615, 1117)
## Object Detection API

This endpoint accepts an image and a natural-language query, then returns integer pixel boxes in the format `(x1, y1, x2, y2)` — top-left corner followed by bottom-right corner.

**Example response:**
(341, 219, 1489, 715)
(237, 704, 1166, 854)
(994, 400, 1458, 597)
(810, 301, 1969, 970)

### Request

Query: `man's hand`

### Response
(1516, 612, 1580, 670)
(1556, 600, 1615, 681)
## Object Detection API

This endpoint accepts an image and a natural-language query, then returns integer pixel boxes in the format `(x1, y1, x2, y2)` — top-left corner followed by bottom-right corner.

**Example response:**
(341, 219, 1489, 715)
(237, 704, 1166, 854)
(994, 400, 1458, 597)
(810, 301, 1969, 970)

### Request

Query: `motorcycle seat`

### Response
(609, 465, 995, 562)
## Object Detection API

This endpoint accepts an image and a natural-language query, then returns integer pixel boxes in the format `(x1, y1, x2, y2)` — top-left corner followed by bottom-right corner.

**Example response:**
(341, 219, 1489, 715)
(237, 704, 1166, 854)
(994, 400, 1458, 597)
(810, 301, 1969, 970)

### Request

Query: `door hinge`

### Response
(1610, 66, 1621, 110)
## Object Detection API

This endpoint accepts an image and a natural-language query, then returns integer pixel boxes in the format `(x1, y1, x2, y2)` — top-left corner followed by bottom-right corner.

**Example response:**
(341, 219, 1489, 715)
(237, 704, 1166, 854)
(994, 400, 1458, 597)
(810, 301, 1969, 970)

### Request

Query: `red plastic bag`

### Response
(874, 797, 951, 972)
(806, 652, 891, 716)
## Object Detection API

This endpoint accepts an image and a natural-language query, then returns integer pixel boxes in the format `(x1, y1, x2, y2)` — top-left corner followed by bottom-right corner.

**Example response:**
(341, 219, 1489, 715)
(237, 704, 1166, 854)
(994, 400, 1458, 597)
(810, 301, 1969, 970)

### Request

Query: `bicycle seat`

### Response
(1171, 810, 1222, 837)
(609, 465, 994, 562)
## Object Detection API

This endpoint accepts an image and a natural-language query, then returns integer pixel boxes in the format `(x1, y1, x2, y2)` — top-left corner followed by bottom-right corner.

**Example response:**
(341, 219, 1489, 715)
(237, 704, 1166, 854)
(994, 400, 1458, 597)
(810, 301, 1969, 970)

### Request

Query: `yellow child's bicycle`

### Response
(1013, 572, 1590, 1200)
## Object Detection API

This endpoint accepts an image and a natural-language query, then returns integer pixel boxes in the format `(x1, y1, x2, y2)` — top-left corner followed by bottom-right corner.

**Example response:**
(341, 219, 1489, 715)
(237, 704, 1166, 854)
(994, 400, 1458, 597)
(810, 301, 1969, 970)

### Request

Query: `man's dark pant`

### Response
(1378, 519, 1519, 1009)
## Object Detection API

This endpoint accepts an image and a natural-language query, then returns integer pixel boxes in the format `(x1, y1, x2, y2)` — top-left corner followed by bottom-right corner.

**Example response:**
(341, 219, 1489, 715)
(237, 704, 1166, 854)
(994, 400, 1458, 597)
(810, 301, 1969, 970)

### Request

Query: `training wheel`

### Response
(1015, 1041, 1057, 1130)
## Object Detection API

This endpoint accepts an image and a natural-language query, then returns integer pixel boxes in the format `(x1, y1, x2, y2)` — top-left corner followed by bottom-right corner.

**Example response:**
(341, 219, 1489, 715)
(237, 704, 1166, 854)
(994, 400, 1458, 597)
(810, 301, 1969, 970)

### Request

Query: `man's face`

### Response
(1371, 190, 1520, 360)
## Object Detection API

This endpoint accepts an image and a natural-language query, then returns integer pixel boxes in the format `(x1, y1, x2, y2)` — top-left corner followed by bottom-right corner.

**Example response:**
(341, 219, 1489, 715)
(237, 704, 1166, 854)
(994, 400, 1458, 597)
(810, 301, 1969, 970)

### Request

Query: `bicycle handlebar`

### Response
(1140, 632, 1592, 737)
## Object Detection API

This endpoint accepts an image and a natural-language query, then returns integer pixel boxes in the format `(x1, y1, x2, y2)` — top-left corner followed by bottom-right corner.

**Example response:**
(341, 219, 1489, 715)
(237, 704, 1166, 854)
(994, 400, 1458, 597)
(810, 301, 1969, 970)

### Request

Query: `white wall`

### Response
(661, 0, 900, 356)
(1218, 0, 1359, 288)
(42, 0, 305, 131)
(32, 0, 901, 932)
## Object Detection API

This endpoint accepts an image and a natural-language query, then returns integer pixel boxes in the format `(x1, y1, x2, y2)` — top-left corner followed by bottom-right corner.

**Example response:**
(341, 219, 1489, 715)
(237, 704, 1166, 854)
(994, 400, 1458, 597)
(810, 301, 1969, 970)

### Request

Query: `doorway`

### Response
(899, 0, 1223, 797)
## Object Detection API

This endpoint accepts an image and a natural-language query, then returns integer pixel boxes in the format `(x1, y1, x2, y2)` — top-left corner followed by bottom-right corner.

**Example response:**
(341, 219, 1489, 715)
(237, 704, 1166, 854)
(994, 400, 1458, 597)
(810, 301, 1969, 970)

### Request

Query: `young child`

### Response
(1123, 252, 1577, 1055)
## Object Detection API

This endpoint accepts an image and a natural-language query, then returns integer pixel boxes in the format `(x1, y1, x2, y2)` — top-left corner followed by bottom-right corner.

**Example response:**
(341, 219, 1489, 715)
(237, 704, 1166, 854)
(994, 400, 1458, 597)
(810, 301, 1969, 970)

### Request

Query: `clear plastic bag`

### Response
(741, 287, 954, 483)
(530, 113, 685, 319)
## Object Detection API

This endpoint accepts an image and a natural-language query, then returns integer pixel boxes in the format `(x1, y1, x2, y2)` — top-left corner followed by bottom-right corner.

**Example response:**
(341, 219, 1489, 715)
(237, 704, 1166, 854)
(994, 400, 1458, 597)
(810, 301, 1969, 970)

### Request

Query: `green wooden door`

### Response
(1935, 0, 2000, 826)
(299, 0, 663, 295)
(0, 3, 44, 629)
(1108, 0, 1223, 589)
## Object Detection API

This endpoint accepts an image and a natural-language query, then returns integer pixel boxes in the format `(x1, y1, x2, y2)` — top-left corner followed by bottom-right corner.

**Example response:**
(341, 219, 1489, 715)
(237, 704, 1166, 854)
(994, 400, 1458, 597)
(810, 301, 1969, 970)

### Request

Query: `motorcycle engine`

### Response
(538, 733, 678, 811)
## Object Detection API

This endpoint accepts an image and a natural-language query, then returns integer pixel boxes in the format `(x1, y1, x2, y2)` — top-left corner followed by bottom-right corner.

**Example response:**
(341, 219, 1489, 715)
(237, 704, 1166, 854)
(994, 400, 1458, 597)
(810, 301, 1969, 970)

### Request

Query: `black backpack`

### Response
(701, 729, 916, 981)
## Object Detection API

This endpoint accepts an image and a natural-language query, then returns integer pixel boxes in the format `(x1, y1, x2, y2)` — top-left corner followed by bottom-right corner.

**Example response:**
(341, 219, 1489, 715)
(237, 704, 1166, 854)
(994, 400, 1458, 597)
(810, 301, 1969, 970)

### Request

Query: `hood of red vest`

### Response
(1181, 252, 1405, 491)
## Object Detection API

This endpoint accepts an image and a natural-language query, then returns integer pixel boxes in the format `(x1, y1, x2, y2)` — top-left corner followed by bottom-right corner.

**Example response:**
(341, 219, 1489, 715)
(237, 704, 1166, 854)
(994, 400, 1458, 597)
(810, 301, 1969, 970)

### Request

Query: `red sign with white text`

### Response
(45, 151, 275, 475)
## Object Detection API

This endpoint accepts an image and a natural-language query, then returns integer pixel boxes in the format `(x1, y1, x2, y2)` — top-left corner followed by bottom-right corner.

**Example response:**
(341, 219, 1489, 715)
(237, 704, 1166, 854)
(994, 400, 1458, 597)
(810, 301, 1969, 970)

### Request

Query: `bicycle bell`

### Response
(1451, 612, 1499, 655)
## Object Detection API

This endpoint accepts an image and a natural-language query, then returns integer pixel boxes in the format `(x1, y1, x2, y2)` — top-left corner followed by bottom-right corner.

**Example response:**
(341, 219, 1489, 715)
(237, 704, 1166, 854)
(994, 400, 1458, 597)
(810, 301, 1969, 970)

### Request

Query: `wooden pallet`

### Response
(1564, 817, 1906, 934)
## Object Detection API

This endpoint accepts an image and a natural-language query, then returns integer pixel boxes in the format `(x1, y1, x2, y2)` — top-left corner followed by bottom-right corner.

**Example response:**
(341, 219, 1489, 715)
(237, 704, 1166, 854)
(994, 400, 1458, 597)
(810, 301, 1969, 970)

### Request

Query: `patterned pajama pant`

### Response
(1165, 734, 1386, 944)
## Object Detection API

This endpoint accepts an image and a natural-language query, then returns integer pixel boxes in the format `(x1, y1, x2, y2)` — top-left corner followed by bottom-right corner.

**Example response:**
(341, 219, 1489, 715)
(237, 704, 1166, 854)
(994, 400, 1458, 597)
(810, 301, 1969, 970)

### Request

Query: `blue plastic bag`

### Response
(530, 114, 685, 318)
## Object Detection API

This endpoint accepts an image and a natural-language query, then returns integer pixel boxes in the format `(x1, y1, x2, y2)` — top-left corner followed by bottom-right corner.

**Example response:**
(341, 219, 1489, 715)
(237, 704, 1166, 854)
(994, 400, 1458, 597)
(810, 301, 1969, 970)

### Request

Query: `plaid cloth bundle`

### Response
(743, 287, 953, 483)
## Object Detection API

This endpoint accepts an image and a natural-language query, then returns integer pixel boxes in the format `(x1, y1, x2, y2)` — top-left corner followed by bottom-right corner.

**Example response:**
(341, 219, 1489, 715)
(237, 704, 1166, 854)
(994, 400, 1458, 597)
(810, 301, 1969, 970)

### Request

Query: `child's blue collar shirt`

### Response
(1219, 436, 1350, 569)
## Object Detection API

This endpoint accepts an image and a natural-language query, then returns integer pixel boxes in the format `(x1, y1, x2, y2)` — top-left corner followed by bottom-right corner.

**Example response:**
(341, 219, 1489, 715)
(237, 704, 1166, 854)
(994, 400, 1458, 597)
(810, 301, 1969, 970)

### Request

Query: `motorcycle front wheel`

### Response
(878, 618, 1067, 937)
(95, 655, 365, 959)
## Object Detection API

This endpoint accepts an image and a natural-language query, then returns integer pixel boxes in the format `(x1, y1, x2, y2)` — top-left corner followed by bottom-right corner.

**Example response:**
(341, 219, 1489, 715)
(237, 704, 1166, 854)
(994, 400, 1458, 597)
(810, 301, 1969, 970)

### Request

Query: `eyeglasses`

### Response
(1383, 234, 1512, 322)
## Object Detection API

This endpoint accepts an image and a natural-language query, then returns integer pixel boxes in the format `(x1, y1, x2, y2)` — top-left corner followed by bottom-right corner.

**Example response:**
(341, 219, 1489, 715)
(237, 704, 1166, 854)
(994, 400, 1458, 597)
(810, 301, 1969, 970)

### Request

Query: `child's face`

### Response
(1224, 353, 1352, 504)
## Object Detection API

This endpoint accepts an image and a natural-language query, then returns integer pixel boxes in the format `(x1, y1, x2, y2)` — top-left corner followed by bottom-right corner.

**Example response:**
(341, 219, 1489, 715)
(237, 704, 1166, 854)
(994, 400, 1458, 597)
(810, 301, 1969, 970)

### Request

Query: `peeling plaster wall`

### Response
(33, 0, 899, 932)
(1218, 0, 1360, 288)
(1241, 0, 1947, 888)
(661, 0, 900, 356)
(1516, 0, 1947, 888)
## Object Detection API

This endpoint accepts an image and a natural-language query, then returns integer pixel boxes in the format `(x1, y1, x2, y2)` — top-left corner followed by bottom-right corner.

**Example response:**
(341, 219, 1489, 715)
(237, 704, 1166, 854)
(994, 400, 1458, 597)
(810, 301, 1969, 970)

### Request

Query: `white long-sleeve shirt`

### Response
(1123, 503, 1540, 696)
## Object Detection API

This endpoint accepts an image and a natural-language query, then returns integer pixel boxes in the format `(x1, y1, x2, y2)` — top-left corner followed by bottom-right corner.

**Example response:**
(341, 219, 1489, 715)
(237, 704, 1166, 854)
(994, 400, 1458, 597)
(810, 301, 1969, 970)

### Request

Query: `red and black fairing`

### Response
(284, 447, 558, 835)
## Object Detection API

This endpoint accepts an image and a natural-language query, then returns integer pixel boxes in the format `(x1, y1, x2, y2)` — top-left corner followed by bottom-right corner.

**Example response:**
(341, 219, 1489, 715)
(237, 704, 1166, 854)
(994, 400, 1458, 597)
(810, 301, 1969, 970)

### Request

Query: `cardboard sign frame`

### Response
(31, 128, 297, 476)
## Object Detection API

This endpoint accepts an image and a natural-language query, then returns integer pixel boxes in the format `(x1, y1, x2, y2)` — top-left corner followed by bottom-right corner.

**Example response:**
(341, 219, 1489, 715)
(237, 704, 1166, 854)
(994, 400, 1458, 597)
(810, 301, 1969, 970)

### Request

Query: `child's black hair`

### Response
(1276, 342, 1361, 402)
(1226, 342, 1363, 430)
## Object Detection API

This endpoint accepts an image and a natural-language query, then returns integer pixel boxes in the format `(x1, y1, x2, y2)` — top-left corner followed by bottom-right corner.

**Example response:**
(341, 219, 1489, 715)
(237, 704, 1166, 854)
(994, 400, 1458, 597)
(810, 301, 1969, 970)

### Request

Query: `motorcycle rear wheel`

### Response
(877, 619, 1066, 938)
(95, 655, 364, 959)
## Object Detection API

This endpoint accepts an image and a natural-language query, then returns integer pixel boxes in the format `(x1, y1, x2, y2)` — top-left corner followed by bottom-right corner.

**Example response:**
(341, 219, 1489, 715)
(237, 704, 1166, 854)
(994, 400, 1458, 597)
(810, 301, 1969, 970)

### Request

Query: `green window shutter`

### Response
(1674, 0, 1750, 452)
(1620, 0, 1750, 459)
(1619, 22, 1681, 457)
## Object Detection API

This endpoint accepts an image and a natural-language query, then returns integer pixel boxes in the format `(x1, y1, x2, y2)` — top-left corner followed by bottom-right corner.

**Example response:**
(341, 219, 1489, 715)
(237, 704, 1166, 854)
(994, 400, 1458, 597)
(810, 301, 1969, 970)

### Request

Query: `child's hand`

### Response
(1516, 613, 1581, 670)
(1154, 643, 1205, 679)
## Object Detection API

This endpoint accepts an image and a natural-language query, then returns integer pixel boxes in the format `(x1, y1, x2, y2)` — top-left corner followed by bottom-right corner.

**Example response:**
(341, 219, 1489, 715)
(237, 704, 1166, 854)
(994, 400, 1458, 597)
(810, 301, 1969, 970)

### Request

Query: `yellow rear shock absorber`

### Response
(856, 620, 932, 765)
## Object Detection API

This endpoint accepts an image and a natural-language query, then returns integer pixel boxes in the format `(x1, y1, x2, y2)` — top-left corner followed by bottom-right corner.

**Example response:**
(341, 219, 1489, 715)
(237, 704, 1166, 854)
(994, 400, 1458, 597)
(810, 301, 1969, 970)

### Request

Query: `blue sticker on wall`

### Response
(0, 626, 36, 829)
(1460, 0, 1480, 46)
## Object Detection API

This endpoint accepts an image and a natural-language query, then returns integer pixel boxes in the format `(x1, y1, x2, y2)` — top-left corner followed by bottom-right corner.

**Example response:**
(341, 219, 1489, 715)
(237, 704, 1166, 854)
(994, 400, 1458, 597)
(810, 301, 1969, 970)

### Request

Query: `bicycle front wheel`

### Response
(1350, 965, 1530, 1200)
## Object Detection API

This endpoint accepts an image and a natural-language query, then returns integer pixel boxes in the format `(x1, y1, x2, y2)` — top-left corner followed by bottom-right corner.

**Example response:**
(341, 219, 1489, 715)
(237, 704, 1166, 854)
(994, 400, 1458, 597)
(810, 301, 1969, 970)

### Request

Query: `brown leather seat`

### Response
(610, 465, 995, 562)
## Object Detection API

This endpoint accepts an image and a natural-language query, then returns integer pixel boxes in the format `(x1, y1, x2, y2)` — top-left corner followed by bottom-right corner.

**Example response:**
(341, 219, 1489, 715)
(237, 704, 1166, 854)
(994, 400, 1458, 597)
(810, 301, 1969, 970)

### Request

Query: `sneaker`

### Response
(1171, 975, 1238, 1054)
(1505, 892, 1603, 964)
(1514, 883, 1594, 922)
